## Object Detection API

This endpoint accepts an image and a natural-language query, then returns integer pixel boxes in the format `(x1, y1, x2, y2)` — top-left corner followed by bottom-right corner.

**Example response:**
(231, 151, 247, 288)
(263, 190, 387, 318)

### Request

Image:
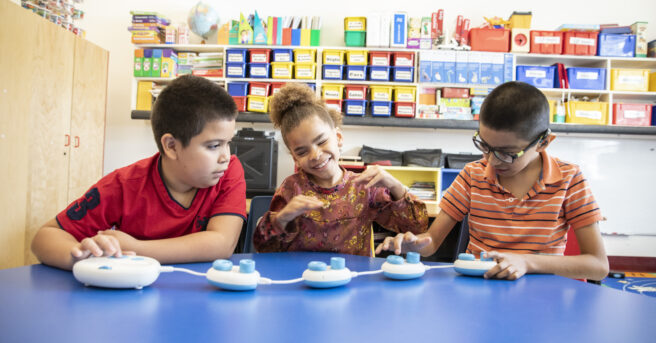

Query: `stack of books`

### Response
(129, 11, 169, 44)
(408, 182, 436, 201)
(191, 52, 224, 77)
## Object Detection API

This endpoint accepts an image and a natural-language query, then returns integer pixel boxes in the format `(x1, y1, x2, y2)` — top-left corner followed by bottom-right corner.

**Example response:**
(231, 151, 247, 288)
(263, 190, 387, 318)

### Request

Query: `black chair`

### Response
(241, 195, 273, 253)
(423, 215, 470, 263)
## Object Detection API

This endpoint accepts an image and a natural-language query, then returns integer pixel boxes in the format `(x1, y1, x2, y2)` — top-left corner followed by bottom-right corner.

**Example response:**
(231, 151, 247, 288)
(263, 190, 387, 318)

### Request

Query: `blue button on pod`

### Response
(212, 259, 233, 271)
(330, 257, 345, 270)
(480, 251, 493, 261)
(386, 255, 404, 265)
(406, 252, 420, 264)
(308, 261, 327, 271)
(458, 253, 475, 261)
(239, 259, 255, 273)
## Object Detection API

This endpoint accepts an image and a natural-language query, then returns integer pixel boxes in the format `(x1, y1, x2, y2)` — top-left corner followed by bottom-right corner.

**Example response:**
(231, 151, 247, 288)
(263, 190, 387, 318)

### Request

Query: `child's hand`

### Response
(483, 251, 528, 280)
(276, 195, 325, 228)
(100, 229, 139, 252)
(353, 166, 406, 199)
(70, 231, 124, 261)
(375, 232, 432, 256)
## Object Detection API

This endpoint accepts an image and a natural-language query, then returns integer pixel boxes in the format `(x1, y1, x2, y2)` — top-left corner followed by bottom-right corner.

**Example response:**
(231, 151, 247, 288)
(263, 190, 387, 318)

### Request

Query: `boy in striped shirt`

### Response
(376, 81, 609, 281)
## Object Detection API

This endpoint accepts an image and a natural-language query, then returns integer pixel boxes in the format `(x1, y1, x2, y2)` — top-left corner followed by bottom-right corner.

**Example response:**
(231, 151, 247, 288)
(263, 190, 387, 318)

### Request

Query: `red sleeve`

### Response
(211, 155, 247, 219)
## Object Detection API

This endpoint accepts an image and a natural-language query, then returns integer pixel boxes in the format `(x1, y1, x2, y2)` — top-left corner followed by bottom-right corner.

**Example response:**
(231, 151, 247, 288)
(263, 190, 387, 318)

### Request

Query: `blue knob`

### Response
(480, 252, 493, 261)
(212, 259, 233, 271)
(386, 255, 404, 265)
(406, 252, 420, 264)
(458, 253, 475, 261)
(308, 261, 327, 271)
(239, 259, 255, 273)
(330, 257, 345, 270)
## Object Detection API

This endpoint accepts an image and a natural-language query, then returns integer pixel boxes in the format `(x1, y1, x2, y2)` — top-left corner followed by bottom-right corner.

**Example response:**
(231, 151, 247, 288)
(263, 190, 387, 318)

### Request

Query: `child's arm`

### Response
(375, 210, 459, 256)
(31, 218, 125, 270)
(484, 223, 609, 281)
(352, 165, 406, 200)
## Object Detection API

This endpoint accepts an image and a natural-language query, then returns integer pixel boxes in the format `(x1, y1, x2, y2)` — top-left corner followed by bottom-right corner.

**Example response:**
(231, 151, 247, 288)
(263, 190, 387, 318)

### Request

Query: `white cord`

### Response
(258, 277, 305, 285)
(353, 269, 384, 277)
(425, 264, 454, 270)
(160, 266, 207, 277)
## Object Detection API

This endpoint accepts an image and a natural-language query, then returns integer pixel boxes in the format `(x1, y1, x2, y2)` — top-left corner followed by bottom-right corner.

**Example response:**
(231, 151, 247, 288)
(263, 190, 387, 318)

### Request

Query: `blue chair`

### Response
(242, 195, 273, 253)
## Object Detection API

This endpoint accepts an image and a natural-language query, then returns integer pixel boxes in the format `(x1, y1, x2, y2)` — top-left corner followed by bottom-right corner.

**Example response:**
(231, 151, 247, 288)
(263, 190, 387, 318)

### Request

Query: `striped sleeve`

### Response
(563, 166, 603, 230)
(438, 166, 473, 222)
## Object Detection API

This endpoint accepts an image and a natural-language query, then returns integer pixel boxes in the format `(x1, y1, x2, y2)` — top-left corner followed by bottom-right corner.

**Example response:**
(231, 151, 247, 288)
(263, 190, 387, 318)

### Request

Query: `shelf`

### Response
(320, 80, 417, 87)
(224, 77, 316, 83)
(611, 91, 656, 101)
(136, 76, 224, 84)
(130, 110, 656, 135)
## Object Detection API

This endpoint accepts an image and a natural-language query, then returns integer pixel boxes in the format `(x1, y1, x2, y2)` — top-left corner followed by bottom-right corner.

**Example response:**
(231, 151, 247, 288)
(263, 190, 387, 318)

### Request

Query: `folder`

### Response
(291, 28, 301, 46)
(310, 29, 321, 46)
(300, 28, 311, 46)
(276, 17, 283, 45)
(282, 27, 292, 45)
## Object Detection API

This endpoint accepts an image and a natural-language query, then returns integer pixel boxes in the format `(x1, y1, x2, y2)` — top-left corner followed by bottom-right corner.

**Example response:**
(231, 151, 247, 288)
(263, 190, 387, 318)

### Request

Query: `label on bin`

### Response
(535, 36, 561, 44)
(275, 53, 291, 62)
(373, 105, 389, 115)
(349, 55, 366, 64)
(324, 69, 341, 79)
(324, 90, 341, 99)
(396, 70, 412, 81)
(397, 93, 414, 102)
(325, 55, 342, 64)
(618, 75, 645, 85)
(228, 54, 244, 63)
(326, 103, 341, 111)
(575, 110, 601, 120)
(297, 68, 313, 78)
(623, 110, 645, 119)
(395, 57, 413, 67)
(397, 105, 414, 115)
(249, 100, 265, 111)
(227, 66, 244, 76)
(348, 70, 366, 79)
(347, 105, 364, 114)
(576, 71, 598, 80)
(297, 54, 313, 63)
(347, 22, 364, 30)
(525, 70, 546, 78)
(570, 37, 595, 46)
(251, 87, 267, 96)
(371, 70, 389, 80)
(252, 54, 268, 63)
(373, 91, 391, 101)
(371, 57, 388, 66)
(251, 66, 267, 77)
(274, 67, 291, 78)
(347, 90, 364, 99)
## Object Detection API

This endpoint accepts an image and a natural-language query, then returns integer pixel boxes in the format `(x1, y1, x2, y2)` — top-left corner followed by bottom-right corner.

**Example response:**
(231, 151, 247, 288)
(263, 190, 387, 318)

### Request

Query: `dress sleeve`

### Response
(252, 180, 302, 252)
(369, 187, 429, 234)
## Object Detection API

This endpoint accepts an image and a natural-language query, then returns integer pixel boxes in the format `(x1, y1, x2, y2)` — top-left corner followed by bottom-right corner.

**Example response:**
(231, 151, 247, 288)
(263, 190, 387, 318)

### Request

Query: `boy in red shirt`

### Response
(32, 75, 246, 270)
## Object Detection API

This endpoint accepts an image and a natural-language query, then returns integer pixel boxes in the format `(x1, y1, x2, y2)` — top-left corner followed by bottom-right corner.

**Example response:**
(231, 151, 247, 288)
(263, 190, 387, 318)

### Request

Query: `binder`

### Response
(282, 28, 292, 45)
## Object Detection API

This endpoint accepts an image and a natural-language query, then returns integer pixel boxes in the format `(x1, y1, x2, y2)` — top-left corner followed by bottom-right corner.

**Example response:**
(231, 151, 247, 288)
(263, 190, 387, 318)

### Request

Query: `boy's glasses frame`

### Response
(472, 129, 551, 164)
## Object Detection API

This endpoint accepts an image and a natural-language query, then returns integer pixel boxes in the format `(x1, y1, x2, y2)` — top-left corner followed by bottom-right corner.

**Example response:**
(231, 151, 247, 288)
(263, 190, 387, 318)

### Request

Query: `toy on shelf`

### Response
(187, 2, 219, 42)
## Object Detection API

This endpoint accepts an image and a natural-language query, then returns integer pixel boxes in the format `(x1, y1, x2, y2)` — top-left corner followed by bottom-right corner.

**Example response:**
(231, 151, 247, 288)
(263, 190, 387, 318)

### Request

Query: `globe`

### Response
(187, 2, 219, 40)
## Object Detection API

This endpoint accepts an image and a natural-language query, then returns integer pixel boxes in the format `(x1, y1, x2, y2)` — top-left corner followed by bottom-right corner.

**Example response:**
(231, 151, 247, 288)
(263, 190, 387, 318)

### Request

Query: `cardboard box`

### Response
(391, 12, 407, 48)
(134, 49, 144, 77)
(631, 22, 648, 57)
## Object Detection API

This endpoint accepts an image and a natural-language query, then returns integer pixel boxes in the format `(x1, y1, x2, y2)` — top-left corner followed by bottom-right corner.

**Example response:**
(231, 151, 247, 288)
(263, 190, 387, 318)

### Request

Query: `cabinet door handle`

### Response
(64, 134, 70, 147)
(74, 136, 80, 148)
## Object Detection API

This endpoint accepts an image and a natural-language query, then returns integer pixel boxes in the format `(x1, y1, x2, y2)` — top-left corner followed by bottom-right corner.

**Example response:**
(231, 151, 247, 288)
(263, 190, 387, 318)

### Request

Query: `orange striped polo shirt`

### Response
(439, 150, 603, 255)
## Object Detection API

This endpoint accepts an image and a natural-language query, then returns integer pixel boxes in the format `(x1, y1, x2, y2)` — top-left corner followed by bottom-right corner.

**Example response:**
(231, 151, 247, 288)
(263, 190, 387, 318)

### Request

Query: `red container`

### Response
(394, 102, 415, 118)
(270, 82, 286, 95)
(324, 99, 343, 113)
(530, 31, 563, 54)
(369, 51, 392, 66)
(442, 87, 469, 98)
(249, 49, 271, 63)
(613, 103, 652, 126)
(469, 28, 510, 52)
(233, 96, 247, 112)
(344, 85, 368, 100)
(249, 82, 271, 96)
(563, 31, 598, 56)
(393, 52, 415, 67)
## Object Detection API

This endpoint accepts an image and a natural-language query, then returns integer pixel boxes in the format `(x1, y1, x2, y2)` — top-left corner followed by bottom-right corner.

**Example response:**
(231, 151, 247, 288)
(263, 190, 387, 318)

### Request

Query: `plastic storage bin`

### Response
(393, 52, 415, 67)
(611, 68, 650, 91)
(567, 67, 606, 90)
(294, 49, 316, 63)
(343, 99, 367, 116)
(530, 31, 563, 54)
(598, 34, 636, 57)
(232, 96, 247, 112)
(226, 62, 247, 78)
(566, 101, 608, 125)
(613, 103, 652, 126)
(247, 95, 270, 113)
(345, 65, 367, 80)
(563, 31, 598, 56)
(270, 82, 286, 95)
(248, 82, 270, 97)
(370, 85, 393, 101)
(248, 63, 270, 78)
(226, 48, 248, 63)
(344, 85, 368, 100)
(305, 83, 316, 91)
(651, 71, 656, 92)
(322, 84, 345, 100)
(394, 102, 416, 118)
(369, 51, 392, 66)
(516, 65, 556, 88)
(346, 50, 368, 65)
(345, 31, 366, 47)
(369, 66, 390, 81)
(270, 62, 294, 79)
(392, 67, 414, 82)
(394, 86, 416, 102)
(249, 49, 271, 63)
(271, 48, 294, 62)
(441, 169, 461, 194)
(295, 63, 316, 79)
(324, 99, 343, 112)
(227, 82, 249, 96)
(344, 17, 366, 31)
(323, 50, 345, 65)
(371, 101, 393, 117)
(469, 28, 510, 52)
(322, 65, 344, 80)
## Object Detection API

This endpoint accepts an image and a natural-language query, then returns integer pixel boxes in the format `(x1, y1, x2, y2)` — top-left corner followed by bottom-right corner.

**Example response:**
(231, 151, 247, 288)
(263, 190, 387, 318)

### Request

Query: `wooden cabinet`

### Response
(0, 0, 108, 268)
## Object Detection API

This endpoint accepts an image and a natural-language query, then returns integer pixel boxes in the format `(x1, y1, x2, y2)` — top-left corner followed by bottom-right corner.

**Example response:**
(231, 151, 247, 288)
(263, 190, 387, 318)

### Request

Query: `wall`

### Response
(75, 0, 656, 256)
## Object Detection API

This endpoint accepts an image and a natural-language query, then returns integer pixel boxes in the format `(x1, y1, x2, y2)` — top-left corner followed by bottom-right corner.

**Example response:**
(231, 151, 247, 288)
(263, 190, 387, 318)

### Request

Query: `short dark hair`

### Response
(479, 81, 549, 141)
(151, 75, 237, 153)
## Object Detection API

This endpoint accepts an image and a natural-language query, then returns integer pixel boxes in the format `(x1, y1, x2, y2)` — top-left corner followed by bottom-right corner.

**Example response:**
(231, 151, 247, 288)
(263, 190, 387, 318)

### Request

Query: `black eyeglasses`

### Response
(472, 129, 551, 164)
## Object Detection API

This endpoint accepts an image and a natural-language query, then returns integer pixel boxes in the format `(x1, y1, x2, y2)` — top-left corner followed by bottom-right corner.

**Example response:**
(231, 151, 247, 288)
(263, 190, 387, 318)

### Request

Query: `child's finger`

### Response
(414, 236, 432, 249)
(365, 173, 384, 189)
(80, 238, 103, 257)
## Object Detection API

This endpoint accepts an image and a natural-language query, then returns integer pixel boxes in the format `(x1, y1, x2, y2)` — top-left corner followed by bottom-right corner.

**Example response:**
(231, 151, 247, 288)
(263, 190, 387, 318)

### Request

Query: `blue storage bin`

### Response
(345, 65, 367, 81)
(322, 65, 344, 80)
(392, 67, 414, 82)
(441, 168, 461, 194)
(516, 65, 556, 88)
(227, 81, 249, 96)
(597, 34, 636, 57)
(226, 62, 247, 78)
(306, 83, 316, 91)
(652, 106, 656, 126)
(226, 48, 248, 63)
(343, 99, 367, 116)
(272, 48, 294, 62)
(567, 67, 606, 90)
(248, 63, 270, 78)
(369, 66, 391, 81)
(370, 101, 392, 117)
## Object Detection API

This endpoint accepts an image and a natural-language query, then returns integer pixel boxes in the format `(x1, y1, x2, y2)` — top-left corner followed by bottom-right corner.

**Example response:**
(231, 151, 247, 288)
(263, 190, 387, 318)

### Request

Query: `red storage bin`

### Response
(324, 99, 343, 113)
(442, 87, 469, 98)
(469, 28, 510, 52)
(393, 52, 415, 67)
(613, 103, 652, 126)
(369, 51, 392, 66)
(530, 31, 563, 54)
(249, 49, 271, 63)
(344, 85, 368, 100)
(563, 31, 598, 56)
(270, 82, 286, 95)
(394, 102, 415, 118)
(249, 82, 271, 97)
(233, 96, 247, 112)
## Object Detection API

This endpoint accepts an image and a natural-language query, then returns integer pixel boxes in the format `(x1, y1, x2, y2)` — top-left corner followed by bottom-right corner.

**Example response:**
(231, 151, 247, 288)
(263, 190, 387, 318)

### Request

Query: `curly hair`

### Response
(268, 83, 342, 142)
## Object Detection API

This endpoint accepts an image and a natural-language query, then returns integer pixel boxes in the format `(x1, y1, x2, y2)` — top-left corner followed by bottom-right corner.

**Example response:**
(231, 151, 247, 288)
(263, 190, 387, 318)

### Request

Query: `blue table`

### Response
(1, 252, 654, 342)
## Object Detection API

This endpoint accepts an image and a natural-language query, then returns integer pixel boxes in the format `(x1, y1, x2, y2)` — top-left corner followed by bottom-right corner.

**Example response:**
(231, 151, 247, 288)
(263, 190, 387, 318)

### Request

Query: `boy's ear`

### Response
(536, 134, 555, 152)
(335, 127, 344, 148)
(161, 133, 179, 159)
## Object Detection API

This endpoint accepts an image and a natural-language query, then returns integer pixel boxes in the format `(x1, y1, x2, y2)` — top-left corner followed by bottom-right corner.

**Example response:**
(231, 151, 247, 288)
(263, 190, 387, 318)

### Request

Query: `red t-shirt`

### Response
(56, 153, 247, 241)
